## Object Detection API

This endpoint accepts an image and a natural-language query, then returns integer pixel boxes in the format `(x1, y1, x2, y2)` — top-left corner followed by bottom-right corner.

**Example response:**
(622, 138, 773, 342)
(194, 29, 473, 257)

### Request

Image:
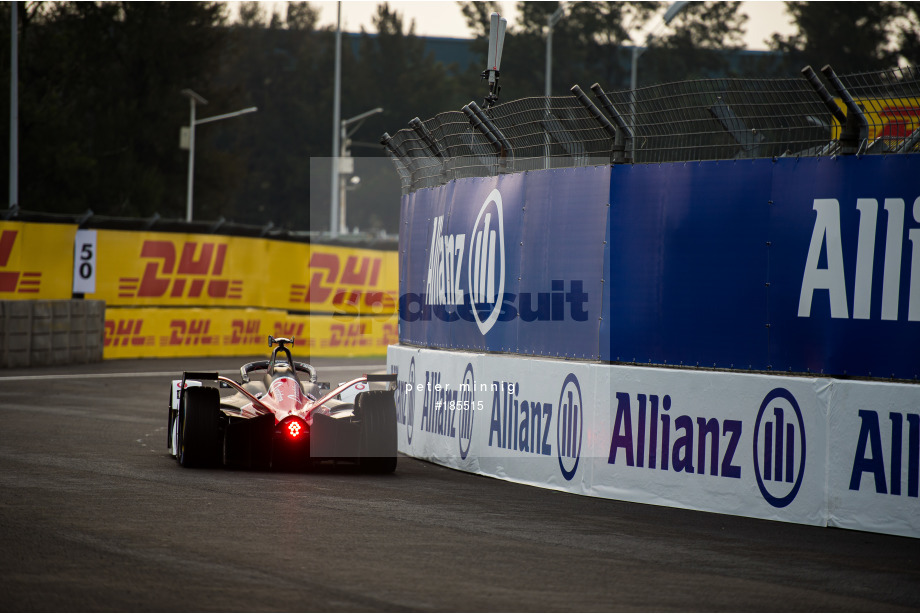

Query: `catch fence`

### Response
(382, 65, 920, 193)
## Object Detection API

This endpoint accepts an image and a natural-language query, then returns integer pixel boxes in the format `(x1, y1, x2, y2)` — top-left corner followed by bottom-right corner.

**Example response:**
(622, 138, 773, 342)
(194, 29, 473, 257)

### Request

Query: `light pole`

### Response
(545, 5, 564, 98)
(338, 107, 383, 234)
(628, 1, 688, 159)
(181, 89, 257, 223)
(629, 1, 689, 92)
(9, 0, 17, 210)
(544, 5, 564, 169)
(330, 1, 343, 236)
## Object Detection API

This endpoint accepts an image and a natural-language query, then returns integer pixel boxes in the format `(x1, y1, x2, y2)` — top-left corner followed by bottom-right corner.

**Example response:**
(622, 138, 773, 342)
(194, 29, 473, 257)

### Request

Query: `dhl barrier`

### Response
(89, 229, 397, 314)
(103, 308, 397, 359)
(832, 97, 920, 143)
(0, 220, 399, 361)
(0, 222, 76, 299)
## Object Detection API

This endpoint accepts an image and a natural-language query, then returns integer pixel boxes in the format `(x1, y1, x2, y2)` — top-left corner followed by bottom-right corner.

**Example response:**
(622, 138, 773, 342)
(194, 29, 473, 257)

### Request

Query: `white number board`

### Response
(72, 229, 97, 294)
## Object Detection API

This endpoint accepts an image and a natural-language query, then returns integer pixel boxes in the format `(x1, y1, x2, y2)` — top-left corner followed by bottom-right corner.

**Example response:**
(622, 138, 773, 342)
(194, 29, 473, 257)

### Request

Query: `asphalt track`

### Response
(1, 356, 919, 612)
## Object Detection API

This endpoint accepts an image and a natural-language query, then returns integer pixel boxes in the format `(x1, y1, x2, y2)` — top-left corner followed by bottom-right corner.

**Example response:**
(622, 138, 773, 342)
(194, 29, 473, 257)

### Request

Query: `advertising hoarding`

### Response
(400, 167, 610, 359)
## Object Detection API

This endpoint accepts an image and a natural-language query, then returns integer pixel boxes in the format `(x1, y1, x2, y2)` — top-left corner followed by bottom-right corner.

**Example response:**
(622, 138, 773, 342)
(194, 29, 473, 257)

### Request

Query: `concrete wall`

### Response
(0, 300, 104, 368)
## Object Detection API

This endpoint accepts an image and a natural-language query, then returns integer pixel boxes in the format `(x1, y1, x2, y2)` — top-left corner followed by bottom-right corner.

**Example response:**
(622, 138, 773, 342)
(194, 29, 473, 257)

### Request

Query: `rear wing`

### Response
(179, 371, 397, 416)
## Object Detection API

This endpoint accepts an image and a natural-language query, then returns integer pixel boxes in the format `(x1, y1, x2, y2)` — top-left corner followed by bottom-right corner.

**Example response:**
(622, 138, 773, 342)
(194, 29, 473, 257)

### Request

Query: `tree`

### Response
(642, 2, 750, 84)
(460, 1, 751, 95)
(457, 1, 660, 98)
(768, 1, 907, 72)
(285, 1, 319, 31)
(896, 3, 920, 65)
(207, 2, 332, 229)
(0, 1, 230, 216)
(459, 0, 501, 39)
(332, 3, 469, 233)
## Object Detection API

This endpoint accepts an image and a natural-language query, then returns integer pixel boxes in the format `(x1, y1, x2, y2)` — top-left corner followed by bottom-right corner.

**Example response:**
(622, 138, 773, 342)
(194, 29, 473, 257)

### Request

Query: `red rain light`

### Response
(288, 421, 302, 438)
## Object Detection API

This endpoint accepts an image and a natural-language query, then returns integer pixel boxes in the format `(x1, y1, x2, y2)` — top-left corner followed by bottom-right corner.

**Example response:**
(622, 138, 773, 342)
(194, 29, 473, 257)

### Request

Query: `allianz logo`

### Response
(798, 197, 920, 321)
(607, 387, 808, 508)
(424, 188, 505, 335)
(420, 188, 589, 335)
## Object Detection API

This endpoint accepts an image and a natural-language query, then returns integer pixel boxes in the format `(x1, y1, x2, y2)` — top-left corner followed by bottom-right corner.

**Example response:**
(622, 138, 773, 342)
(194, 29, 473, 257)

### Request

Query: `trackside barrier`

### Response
(87, 230, 398, 314)
(0, 222, 76, 299)
(1, 220, 399, 361)
(388, 345, 920, 539)
(0, 300, 104, 367)
(387, 66, 920, 193)
(386, 66, 920, 540)
(104, 307, 397, 359)
(399, 156, 920, 380)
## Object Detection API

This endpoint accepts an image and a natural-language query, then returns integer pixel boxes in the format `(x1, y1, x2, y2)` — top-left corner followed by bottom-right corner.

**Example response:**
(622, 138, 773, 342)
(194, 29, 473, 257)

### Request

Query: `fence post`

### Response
(409, 117, 447, 182)
(572, 85, 620, 164)
(590, 84, 634, 164)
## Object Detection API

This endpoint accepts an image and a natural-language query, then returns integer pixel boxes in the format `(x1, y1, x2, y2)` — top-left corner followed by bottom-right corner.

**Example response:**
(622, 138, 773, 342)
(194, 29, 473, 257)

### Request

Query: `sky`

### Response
(283, 1, 796, 51)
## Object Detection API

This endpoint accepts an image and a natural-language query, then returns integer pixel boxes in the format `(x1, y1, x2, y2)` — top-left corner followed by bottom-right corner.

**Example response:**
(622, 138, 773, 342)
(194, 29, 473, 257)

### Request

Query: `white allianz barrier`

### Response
(388, 345, 920, 539)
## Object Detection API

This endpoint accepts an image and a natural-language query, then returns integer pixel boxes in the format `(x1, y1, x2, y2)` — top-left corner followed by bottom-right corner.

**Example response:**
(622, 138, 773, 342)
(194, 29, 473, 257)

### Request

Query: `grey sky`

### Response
(299, 1, 795, 50)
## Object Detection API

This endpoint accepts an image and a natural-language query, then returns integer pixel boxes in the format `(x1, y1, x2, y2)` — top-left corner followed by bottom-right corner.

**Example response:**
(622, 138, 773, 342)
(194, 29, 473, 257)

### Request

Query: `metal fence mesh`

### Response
(602, 77, 836, 162)
(385, 66, 920, 193)
(836, 65, 920, 154)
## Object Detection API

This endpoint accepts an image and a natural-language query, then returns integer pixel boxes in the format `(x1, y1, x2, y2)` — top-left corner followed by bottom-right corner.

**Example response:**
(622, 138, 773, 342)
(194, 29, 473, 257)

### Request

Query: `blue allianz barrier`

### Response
(606, 155, 920, 379)
(399, 154, 920, 379)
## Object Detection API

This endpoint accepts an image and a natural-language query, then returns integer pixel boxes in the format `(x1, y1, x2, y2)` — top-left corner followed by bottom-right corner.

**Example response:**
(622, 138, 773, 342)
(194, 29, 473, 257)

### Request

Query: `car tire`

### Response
(168, 387, 175, 451)
(178, 386, 222, 468)
(355, 390, 397, 474)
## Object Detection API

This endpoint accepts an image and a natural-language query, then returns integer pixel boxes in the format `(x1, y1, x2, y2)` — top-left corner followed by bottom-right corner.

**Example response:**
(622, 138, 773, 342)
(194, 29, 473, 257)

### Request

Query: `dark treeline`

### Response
(0, 1, 917, 234)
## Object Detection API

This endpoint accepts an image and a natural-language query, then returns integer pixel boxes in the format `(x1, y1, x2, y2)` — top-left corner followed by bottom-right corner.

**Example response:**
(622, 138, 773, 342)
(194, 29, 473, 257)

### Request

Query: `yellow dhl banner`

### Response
(0, 221, 76, 299)
(103, 307, 398, 359)
(832, 97, 920, 143)
(89, 229, 397, 313)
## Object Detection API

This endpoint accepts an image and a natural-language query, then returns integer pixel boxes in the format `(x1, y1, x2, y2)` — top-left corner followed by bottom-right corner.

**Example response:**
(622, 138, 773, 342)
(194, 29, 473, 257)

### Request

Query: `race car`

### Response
(167, 336, 397, 472)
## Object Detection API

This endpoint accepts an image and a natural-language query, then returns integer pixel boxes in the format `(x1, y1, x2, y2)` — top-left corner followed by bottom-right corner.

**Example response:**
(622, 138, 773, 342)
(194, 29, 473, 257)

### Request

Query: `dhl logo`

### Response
(290, 252, 397, 313)
(0, 230, 41, 294)
(320, 321, 399, 348)
(104, 319, 155, 347)
(119, 240, 243, 300)
(160, 319, 220, 346)
(834, 97, 920, 144)
(274, 322, 305, 339)
(223, 319, 261, 346)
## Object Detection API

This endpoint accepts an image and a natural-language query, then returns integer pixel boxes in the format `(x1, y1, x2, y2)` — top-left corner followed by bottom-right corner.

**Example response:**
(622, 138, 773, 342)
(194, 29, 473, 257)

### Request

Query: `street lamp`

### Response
(337, 107, 383, 234)
(330, 1, 343, 236)
(629, 1, 689, 92)
(545, 5, 565, 169)
(545, 5, 565, 98)
(9, 1, 17, 211)
(181, 88, 257, 223)
(628, 1, 688, 159)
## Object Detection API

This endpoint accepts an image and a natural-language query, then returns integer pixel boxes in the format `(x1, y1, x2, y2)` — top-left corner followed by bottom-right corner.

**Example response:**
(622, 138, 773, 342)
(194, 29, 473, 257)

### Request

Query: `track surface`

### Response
(1, 356, 918, 612)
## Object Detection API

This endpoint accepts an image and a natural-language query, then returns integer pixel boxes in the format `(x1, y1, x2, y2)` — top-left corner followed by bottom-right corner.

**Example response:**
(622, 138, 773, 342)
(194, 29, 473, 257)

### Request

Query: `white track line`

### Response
(0, 364, 387, 382)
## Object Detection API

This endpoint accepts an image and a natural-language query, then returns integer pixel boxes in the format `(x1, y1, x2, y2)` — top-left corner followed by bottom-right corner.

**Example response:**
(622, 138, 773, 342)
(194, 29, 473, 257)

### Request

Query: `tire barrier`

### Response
(0, 299, 104, 368)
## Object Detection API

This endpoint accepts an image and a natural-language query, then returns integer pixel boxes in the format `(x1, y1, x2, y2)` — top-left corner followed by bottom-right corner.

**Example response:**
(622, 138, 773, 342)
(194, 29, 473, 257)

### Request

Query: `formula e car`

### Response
(167, 336, 397, 472)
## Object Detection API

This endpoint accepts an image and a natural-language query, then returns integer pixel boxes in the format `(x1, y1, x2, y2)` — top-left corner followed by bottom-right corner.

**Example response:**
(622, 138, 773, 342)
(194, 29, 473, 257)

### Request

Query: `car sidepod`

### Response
(354, 389, 398, 473)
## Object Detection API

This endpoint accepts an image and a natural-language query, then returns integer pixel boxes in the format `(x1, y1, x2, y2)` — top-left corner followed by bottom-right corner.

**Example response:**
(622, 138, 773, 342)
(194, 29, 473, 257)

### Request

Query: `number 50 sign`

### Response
(72, 229, 97, 294)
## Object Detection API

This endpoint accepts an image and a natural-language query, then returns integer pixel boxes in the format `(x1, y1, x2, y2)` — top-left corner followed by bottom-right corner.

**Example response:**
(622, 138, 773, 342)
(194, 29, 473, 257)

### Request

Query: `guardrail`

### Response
(384, 65, 920, 193)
